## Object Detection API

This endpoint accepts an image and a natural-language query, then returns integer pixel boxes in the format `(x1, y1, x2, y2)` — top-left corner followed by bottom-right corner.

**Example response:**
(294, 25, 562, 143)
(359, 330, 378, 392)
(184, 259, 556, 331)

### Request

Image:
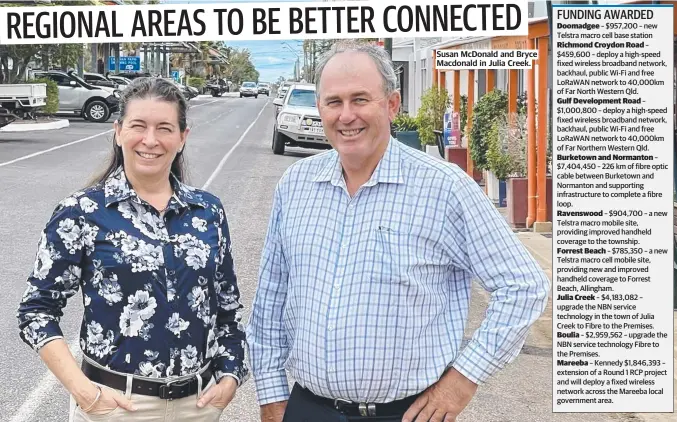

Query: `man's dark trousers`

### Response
(282, 383, 420, 422)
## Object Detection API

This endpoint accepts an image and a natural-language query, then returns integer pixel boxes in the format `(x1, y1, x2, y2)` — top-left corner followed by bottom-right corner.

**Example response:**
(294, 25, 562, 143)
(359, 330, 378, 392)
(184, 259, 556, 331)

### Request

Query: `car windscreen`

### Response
(243, 83, 256, 87)
(287, 89, 316, 107)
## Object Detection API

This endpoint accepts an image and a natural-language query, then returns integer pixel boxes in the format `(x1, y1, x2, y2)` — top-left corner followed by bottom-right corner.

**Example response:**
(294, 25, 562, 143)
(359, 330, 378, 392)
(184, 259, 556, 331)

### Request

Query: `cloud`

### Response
(260, 56, 285, 65)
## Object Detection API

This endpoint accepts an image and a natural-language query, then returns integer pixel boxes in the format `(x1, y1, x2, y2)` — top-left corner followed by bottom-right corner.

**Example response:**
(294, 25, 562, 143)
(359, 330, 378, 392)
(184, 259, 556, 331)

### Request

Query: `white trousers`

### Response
(69, 370, 224, 422)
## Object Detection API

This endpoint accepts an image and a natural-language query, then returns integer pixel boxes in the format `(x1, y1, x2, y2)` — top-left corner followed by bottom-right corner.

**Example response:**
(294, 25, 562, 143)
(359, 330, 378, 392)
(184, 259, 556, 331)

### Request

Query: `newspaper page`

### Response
(0, 0, 674, 421)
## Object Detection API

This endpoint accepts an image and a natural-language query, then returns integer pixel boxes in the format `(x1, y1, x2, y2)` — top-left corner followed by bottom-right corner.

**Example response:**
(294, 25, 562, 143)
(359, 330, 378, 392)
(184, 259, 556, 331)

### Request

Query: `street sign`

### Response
(171, 71, 180, 83)
(109, 56, 140, 72)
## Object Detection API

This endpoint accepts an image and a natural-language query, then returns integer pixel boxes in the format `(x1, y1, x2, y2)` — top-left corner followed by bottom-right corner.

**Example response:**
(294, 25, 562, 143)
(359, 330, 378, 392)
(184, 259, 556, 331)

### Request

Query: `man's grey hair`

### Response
(314, 40, 398, 99)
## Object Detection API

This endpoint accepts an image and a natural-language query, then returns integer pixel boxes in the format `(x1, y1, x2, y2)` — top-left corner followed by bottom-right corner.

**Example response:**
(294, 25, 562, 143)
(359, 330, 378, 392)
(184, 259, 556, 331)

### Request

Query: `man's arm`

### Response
(245, 184, 292, 407)
(444, 173, 551, 384)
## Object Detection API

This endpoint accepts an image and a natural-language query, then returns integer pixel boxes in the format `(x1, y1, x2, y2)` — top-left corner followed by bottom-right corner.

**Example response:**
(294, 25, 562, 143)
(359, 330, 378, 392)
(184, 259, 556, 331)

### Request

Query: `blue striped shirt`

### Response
(246, 137, 550, 405)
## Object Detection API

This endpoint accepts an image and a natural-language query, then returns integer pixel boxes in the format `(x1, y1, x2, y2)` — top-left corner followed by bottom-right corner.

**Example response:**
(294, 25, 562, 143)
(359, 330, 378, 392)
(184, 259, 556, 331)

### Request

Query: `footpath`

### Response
(514, 221, 676, 422)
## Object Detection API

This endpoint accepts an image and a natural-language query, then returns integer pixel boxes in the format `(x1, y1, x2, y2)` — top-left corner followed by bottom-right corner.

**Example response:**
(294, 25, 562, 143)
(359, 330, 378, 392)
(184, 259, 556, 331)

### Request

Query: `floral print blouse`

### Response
(17, 166, 249, 385)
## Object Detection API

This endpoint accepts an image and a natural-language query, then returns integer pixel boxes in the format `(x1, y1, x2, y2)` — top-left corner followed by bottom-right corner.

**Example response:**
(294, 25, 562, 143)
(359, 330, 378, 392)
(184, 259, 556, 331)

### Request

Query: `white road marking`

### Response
(8, 98, 269, 422)
(0, 129, 114, 169)
(190, 99, 219, 109)
(0, 99, 221, 169)
(202, 101, 269, 190)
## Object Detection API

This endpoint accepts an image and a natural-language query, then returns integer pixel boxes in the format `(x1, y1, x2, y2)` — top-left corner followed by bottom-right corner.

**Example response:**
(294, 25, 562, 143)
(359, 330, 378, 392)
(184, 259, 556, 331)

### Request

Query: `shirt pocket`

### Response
(371, 226, 408, 283)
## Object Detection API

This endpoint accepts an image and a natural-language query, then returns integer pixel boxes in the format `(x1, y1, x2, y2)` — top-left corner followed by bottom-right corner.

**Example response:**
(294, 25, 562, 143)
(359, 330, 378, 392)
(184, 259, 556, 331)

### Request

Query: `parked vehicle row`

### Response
(3, 70, 274, 127)
(83, 72, 133, 90)
(19, 70, 203, 123)
(31, 70, 120, 123)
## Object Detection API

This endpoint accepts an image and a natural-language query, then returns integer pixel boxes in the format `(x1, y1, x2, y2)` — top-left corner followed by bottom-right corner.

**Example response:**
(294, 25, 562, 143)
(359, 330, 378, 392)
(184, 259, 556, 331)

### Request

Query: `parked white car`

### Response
(32, 70, 120, 123)
(271, 83, 331, 155)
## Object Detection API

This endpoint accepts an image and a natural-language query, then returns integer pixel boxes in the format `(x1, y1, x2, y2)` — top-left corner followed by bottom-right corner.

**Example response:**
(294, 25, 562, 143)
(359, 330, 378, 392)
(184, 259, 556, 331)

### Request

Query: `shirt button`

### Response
(328, 324, 335, 331)
(334, 282, 340, 290)
(341, 242, 347, 248)
(328, 366, 335, 372)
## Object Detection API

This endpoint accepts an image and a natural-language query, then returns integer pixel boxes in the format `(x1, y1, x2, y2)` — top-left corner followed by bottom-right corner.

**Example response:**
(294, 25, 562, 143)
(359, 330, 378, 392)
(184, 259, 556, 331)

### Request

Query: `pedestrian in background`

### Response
(17, 77, 248, 421)
(246, 41, 550, 422)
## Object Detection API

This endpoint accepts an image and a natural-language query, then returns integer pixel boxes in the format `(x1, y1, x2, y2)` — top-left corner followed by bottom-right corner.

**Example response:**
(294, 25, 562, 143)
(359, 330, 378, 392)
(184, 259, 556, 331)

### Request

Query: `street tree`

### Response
(226, 48, 259, 85)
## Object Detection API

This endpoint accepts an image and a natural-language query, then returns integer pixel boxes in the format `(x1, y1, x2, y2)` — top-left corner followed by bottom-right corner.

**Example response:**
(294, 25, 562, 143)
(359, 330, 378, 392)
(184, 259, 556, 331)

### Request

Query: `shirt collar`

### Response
(313, 136, 405, 186)
(104, 166, 206, 209)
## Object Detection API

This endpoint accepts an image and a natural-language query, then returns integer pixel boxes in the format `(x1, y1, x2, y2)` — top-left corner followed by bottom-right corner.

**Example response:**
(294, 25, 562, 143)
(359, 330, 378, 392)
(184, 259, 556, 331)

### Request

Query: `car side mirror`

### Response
(273, 98, 282, 106)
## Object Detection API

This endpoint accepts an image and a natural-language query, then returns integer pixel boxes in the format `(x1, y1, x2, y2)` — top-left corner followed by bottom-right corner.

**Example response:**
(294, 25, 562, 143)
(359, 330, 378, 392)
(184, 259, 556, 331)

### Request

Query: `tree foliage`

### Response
(32, 77, 59, 115)
(227, 48, 259, 84)
(469, 89, 508, 171)
(416, 86, 450, 146)
(486, 112, 528, 180)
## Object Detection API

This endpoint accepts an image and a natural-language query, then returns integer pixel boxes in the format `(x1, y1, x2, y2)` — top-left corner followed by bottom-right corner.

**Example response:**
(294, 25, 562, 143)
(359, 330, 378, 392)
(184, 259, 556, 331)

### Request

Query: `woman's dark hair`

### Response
(87, 77, 189, 187)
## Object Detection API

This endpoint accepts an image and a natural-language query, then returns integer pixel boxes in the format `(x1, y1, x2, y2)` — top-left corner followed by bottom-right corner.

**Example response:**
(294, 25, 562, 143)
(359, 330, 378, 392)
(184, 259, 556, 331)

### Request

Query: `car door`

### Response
(49, 73, 81, 111)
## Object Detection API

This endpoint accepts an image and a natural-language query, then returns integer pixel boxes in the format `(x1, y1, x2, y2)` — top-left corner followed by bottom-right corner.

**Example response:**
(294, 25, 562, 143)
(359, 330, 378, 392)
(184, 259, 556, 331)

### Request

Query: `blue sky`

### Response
(227, 39, 304, 83)
(161, 0, 315, 82)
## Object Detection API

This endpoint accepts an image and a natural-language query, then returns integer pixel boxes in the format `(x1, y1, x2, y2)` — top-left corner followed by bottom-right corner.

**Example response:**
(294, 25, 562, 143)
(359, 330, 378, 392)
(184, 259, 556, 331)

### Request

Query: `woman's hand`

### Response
(77, 385, 136, 415)
(197, 376, 238, 410)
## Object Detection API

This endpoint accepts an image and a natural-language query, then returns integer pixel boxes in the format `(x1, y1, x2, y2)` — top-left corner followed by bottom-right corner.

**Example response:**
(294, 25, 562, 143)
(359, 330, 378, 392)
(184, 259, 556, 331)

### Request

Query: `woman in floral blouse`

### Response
(17, 77, 248, 421)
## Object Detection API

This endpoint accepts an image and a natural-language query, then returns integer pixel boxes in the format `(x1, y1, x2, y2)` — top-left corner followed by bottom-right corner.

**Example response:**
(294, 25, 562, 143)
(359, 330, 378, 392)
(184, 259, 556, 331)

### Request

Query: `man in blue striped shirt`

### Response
(246, 41, 550, 422)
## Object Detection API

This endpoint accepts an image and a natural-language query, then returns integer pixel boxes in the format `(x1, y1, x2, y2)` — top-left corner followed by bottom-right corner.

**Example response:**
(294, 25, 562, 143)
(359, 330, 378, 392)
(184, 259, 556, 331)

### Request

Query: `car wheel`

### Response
(212, 91, 219, 97)
(255, 95, 258, 99)
(240, 93, 243, 98)
(272, 127, 285, 155)
(84, 100, 110, 123)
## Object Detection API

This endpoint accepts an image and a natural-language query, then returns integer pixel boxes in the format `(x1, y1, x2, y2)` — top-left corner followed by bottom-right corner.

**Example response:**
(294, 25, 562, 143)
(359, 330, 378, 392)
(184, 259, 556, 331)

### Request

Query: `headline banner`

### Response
(0, 0, 529, 45)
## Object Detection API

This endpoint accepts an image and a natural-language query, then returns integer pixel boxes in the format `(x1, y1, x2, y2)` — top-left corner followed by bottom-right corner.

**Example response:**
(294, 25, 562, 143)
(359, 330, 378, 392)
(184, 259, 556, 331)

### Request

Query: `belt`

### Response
(297, 385, 420, 417)
(81, 359, 212, 401)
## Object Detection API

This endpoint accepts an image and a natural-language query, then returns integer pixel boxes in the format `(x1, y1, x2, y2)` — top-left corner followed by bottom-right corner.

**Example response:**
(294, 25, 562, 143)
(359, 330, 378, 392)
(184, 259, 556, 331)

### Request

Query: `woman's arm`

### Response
(210, 202, 249, 385)
(18, 198, 136, 413)
(38, 339, 99, 406)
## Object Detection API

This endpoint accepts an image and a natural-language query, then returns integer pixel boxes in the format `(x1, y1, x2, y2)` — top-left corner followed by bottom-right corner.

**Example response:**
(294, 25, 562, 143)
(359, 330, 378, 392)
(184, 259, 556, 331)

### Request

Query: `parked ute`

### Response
(32, 70, 120, 123)
(205, 78, 229, 97)
(0, 83, 47, 128)
(271, 83, 331, 155)
(239, 82, 258, 98)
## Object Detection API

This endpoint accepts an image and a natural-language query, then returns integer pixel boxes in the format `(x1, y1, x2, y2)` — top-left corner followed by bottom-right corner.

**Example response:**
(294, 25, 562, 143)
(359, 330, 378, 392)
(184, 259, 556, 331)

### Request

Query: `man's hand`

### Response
(197, 376, 238, 410)
(260, 400, 287, 422)
(402, 368, 478, 422)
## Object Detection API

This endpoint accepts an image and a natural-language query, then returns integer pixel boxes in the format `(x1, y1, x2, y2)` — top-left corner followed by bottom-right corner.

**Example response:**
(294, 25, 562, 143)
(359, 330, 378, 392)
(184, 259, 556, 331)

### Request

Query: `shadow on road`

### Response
(282, 149, 320, 159)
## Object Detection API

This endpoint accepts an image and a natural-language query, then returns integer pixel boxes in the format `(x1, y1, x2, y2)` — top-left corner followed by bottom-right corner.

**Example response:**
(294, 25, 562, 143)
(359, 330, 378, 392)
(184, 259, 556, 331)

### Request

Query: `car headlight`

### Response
(279, 113, 300, 124)
(113, 91, 120, 98)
